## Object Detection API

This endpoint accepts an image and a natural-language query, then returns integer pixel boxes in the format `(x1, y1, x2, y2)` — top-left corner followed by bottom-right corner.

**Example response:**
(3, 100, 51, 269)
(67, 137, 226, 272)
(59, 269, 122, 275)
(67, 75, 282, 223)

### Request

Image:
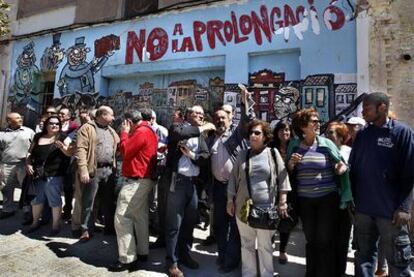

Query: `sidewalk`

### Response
(0, 193, 357, 277)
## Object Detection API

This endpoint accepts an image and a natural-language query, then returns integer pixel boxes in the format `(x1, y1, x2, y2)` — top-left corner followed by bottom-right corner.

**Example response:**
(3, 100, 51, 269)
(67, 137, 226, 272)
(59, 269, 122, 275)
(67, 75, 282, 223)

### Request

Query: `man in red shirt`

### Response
(111, 108, 158, 272)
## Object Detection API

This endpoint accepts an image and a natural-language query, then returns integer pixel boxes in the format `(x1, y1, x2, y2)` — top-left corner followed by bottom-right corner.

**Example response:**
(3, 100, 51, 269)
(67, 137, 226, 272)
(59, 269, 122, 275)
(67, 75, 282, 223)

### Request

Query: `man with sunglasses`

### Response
(0, 113, 35, 219)
(164, 105, 215, 277)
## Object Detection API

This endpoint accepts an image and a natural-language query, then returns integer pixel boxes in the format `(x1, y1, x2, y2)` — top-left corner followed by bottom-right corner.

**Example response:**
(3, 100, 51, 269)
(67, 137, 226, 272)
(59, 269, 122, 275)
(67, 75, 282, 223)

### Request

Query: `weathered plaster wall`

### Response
(367, 0, 414, 127)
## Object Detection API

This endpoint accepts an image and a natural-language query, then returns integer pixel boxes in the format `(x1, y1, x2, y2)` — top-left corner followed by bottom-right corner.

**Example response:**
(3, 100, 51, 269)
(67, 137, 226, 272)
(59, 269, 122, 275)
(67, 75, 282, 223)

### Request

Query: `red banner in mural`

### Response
(125, 2, 350, 64)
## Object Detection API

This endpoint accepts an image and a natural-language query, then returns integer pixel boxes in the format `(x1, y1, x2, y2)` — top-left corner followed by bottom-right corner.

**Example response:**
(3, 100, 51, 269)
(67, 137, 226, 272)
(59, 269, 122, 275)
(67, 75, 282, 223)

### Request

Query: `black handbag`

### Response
(244, 148, 280, 230)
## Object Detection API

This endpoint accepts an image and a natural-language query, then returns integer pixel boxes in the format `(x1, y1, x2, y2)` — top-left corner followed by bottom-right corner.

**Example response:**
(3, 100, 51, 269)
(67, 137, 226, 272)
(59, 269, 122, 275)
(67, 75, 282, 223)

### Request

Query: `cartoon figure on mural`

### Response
(13, 41, 40, 113)
(40, 33, 65, 72)
(273, 85, 300, 122)
(57, 36, 116, 97)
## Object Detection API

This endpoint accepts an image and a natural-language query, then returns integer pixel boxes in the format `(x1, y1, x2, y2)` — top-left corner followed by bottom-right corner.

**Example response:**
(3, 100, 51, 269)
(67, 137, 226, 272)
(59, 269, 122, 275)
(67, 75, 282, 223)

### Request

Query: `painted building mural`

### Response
(7, 0, 358, 128)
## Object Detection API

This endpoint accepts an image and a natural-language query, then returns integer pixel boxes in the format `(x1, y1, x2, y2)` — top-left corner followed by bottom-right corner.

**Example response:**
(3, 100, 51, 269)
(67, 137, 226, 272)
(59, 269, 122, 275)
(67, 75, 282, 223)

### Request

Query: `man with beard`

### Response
(207, 88, 253, 273)
(0, 113, 35, 219)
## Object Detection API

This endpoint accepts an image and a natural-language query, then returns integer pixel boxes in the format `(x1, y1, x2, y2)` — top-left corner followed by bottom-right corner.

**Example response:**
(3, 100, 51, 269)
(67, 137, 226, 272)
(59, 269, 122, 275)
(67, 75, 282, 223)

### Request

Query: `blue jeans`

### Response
(32, 176, 63, 208)
(213, 179, 241, 269)
(354, 212, 412, 277)
(165, 174, 198, 267)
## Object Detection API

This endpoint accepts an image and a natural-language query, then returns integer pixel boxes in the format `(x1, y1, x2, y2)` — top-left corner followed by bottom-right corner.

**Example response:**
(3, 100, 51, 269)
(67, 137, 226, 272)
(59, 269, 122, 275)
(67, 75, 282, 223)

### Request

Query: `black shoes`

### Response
(201, 235, 216, 246)
(149, 238, 166, 249)
(137, 255, 148, 262)
(179, 255, 199, 269)
(22, 213, 33, 225)
(0, 211, 15, 219)
(109, 261, 137, 272)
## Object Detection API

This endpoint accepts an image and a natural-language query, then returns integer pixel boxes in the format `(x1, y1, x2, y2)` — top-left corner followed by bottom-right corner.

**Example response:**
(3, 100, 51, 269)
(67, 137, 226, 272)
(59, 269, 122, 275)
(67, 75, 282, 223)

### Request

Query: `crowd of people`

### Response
(0, 91, 413, 277)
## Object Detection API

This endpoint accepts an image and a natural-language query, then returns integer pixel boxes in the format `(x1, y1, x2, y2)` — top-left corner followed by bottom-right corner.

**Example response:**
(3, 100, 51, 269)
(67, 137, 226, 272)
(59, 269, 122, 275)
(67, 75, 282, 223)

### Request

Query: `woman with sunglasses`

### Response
(227, 119, 291, 277)
(287, 108, 352, 277)
(25, 116, 73, 235)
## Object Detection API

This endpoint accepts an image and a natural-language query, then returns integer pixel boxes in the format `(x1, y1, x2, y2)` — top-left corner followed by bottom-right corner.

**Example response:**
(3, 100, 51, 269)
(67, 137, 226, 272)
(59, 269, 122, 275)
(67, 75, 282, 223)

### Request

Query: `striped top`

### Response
(295, 144, 337, 198)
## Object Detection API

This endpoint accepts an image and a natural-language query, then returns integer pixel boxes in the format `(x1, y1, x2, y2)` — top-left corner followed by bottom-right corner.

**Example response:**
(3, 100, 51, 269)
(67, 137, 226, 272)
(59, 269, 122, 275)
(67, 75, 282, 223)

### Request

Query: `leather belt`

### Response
(97, 162, 113, 168)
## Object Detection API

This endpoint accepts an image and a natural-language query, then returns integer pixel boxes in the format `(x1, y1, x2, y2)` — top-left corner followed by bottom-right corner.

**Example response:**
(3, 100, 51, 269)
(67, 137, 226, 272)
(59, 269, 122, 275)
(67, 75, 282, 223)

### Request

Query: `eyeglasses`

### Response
(250, 130, 263, 136)
(48, 122, 60, 126)
(309, 119, 321, 125)
(327, 130, 336, 135)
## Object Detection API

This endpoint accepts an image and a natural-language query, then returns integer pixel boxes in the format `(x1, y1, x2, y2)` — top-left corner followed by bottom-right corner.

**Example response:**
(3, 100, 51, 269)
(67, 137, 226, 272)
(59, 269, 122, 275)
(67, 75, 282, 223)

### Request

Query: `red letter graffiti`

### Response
(239, 14, 253, 36)
(125, 30, 145, 64)
(193, 21, 206, 51)
(270, 7, 283, 32)
(178, 37, 195, 52)
(231, 11, 249, 44)
(146, 28, 168, 61)
(207, 20, 226, 49)
(284, 5, 298, 28)
(251, 5, 272, 45)
(324, 5, 345, 30)
(173, 23, 183, 35)
(296, 6, 306, 23)
(223, 20, 233, 42)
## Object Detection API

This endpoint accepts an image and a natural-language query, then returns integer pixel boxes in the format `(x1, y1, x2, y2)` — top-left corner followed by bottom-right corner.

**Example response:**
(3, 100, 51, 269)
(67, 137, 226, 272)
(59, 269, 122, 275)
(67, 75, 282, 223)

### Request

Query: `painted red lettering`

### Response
(251, 5, 272, 45)
(239, 15, 252, 36)
(172, 39, 179, 52)
(231, 11, 248, 44)
(207, 20, 226, 49)
(146, 28, 168, 61)
(296, 6, 306, 23)
(193, 21, 206, 51)
(178, 37, 195, 52)
(125, 30, 145, 64)
(270, 7, 283, 32)
(324, 6, 345, 30)
(284, 5, 297, 27)
(223, 21, 233, 42)
(173, 23, 183, 36)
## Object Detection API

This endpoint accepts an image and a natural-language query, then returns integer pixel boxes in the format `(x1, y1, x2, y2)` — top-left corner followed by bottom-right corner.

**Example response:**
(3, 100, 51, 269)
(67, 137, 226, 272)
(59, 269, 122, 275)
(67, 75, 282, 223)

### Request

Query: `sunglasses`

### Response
(48, 122, 60, 126)
(250, 130, 263, 136)
(46, 111, 56, 114)
(327, 130, 336, 135)
(309, 119, 321, 125)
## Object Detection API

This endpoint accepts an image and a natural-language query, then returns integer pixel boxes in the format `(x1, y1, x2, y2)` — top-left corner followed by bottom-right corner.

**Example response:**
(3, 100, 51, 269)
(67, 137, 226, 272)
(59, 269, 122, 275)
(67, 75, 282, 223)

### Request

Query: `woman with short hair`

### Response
(227, 119, 291, 276)
(287, 108, 352, 277)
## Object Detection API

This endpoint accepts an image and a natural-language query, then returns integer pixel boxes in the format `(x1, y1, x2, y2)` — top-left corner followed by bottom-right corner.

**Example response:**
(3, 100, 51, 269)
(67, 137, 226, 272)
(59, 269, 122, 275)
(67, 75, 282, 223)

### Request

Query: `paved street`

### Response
(0, 193, 357, 277)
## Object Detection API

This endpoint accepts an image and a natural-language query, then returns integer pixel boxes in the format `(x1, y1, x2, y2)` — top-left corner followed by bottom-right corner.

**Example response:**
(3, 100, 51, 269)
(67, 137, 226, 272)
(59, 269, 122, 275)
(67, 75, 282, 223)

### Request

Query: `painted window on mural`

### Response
(260, 90, 269, 103)
(336, 95, 344, 104)
(261, 111, 267, 121)
(316, 88, 325, 107)
(346, 94, 355, 103)
(305, 88, 313, 104)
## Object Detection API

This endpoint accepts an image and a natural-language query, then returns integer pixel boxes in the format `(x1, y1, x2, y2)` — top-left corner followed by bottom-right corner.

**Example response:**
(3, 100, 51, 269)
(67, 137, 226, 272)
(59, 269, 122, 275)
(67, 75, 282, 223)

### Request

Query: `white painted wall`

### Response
(12, 5, 76, 36)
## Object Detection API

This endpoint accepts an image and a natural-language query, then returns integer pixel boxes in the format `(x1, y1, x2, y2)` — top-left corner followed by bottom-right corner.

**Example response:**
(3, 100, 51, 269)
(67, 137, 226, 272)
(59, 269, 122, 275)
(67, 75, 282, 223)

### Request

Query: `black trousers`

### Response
(298, 192, 339, 277)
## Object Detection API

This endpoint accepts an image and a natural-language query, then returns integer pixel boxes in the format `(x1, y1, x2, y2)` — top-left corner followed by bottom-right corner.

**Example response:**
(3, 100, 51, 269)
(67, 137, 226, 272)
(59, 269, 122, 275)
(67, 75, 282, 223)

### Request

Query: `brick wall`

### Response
(368, 0, 414, 127)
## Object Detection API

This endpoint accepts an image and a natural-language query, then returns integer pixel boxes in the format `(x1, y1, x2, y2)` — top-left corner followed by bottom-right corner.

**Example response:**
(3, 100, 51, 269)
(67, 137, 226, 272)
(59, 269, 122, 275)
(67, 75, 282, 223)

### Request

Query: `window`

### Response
(336, 95, 344, 104)
(305, 88, 313, 104)
(346, 94, 355, 103)
(316, 88, 325, 107)
(259, 90, 268, 103)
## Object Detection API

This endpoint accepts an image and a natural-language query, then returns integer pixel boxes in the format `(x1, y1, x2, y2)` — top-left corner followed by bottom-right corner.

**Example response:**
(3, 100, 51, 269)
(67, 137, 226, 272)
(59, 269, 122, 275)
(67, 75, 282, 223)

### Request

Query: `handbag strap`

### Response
(244, 148, 279, 205)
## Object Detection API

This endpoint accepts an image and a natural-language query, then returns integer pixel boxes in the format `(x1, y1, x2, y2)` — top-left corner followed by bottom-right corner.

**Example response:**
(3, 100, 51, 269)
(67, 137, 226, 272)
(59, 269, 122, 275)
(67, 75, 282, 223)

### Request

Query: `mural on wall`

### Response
(125, 0, 356, 63)
(57, 35, 119, 97)
(40, 33, 66, 72)
(12, 41, 41, 114)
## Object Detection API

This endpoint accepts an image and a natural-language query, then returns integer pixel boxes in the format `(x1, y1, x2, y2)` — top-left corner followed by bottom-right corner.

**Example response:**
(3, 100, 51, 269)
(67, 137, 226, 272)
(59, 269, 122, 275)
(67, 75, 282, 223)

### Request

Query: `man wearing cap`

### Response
(111, 108, 158, 271)
(349, 92, 414, 276)
(346, 116, 366, 146)
(0, 113, 34, 219)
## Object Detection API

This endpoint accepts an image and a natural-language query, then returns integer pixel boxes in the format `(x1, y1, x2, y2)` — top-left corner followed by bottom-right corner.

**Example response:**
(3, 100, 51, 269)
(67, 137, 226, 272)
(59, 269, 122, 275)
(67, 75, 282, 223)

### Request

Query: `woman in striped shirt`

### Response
(287, 108, 348, 277)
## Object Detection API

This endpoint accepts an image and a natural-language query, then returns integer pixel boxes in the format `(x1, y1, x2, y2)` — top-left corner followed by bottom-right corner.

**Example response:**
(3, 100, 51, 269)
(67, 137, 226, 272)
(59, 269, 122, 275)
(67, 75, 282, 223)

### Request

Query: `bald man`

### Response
(73, 105, 120, 241)
(0, 113, 34, 219)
